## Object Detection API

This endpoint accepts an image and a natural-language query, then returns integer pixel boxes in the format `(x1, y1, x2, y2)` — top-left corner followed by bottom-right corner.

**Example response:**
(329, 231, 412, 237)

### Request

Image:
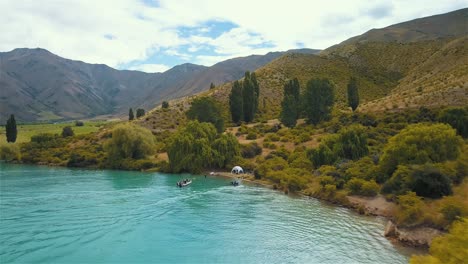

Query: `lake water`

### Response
(0, 163, 414, 263)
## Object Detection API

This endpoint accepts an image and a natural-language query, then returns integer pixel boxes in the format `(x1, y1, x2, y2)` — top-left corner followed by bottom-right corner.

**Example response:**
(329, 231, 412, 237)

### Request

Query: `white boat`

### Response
(177, 180, 192, 188)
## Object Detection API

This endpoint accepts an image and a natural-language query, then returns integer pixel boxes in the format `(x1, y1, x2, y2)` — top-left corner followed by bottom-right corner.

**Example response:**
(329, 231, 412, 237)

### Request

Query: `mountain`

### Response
(139, 8, 467, 131)
(0, 48, 319, 123)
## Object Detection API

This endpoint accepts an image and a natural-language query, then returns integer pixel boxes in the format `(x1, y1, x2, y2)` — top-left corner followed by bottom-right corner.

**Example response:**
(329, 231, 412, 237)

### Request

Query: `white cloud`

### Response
(1, 0, 465, 68)
(129, 63, 170, 73)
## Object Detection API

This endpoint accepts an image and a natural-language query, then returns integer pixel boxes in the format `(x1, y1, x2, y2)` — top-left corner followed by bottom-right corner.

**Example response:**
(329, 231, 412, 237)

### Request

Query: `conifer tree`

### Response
(229, 80, 244, 124)
(5, 114, 17, 143)
(210, 82, 215, 90)
(347, 77, 359, 111)
(129, 108, 134, 121)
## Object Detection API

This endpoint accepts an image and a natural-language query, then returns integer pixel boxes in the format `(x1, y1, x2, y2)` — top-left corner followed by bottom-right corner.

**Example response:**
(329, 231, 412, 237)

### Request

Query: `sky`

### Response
(0, 0, 465, 73)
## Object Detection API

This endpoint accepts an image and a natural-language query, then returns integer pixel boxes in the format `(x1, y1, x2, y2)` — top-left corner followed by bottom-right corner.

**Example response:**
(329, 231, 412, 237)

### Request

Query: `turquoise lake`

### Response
(0, 163, 415, 263)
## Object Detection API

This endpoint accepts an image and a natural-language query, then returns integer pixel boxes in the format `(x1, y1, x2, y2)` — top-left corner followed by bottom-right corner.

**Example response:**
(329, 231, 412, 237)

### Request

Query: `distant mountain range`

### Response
(0, 47, 319, 123)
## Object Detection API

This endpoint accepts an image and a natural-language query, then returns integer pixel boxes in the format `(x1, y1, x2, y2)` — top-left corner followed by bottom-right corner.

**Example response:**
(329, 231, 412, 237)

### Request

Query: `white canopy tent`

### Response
(231, 166, 244, 174)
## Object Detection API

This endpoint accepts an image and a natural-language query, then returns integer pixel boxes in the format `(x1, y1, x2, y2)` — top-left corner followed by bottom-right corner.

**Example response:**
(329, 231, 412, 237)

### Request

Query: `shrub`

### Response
(333, 124, 368, 160)
(409, 165, 452, 198)
(75, 121, 84, 126)
(0, 143, 21, 161)
(241, 142, 262, 158)
(307, 144, 336, 168)
(379, 123, 463, 178)
(383, 164, 453, 198)
(395, 192, 425, 226)
(246, 132, 257, 140)
(410, 218, 468, 264)
(438, 107, 468, 138)
(346, 178, 379, 197)
(62, 126, 74, 137)
(162, 101, 169, 109)
(439, 197, 467, 224)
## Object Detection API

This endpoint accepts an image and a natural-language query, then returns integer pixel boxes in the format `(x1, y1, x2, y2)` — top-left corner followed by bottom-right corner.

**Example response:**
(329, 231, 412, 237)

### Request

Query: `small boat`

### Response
(177, 179, 192, 188)
(231, 179, 241, 186)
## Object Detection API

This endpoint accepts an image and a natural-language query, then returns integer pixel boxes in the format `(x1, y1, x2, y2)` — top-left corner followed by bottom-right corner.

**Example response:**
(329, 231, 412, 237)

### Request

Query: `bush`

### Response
(379, 123, 463, 178)
(439, 197, 467, 224)
(162, 101, 169, 109)
(0, 143, 21, 161)
(395, 192, 425, 226)
(241, 142, 262, 158)
(410, 218, 468, 264)
(409, 165, 452, 198)
(62, 126, 74, 137)
(333, 124, 368, 160)
(346, 178, 379, 197)
(246, 132, 257, 140)
(438, 107, 468, 138)
(383, 164, 453, 198)
(75, 121, 84, 126)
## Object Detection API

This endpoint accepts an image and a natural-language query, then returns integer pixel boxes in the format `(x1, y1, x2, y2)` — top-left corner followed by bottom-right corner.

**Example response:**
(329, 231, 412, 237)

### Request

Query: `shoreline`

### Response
(2, 162, 441, 250)
(204, 170, 441, 250)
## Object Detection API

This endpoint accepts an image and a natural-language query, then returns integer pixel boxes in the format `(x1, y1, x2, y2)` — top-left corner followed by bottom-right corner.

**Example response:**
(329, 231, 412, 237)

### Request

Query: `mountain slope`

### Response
(139, 8, 468, 131)
(0, 48, 318, 123)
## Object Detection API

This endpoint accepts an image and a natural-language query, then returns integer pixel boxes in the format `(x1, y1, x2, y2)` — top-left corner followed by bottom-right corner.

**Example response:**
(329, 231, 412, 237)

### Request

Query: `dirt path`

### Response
(347, 195, 396, 217)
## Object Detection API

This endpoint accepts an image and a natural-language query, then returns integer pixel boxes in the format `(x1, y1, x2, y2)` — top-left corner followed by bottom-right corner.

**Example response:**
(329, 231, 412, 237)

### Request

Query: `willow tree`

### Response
(168, 121, 240, 173)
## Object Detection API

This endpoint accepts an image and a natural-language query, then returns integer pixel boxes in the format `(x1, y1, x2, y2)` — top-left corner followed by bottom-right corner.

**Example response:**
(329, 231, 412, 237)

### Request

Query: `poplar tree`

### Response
(229, 80, 244, 124)
(129, 108, 134, 121)
(347, 77, 359, 111)
(280, 78, 301, 127)
(303, 78, 335, 125)
(5, 114, 17, 143)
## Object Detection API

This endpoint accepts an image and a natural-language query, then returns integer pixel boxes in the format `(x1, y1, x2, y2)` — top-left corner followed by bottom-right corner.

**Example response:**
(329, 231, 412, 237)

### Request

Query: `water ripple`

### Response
(0, 164, 415, 264)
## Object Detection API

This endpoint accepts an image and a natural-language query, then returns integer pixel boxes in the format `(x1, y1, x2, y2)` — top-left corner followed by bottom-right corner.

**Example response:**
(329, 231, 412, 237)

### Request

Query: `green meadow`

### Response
(0, 121, 108, 144)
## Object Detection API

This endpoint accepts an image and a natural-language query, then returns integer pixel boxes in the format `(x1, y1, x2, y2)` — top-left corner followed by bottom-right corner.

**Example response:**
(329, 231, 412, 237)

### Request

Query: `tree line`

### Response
(229, 71, 260, 124)
(280, 77, 360, 128)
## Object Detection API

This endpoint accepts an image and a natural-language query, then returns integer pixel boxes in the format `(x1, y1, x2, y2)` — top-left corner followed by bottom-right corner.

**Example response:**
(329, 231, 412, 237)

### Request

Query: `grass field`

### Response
(0, 121, 109, 144)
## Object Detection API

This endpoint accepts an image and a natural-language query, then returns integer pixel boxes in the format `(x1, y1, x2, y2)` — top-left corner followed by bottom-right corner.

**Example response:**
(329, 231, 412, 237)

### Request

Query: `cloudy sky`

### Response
(1, 0, 465, 73)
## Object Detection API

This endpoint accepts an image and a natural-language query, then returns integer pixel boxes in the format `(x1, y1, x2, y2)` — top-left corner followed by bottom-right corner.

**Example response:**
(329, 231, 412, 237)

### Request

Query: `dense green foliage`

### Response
(228, 71, 259, 123)
(242, 72, 259, 122)
(308, 125, 368, 167)
(162, 101, 169, 109)
(438, 107, 468, 138)
(210, 82, 215, 90)
(303, 78, 335, 124)
(347, 77, 359, 111)
(167, 121, 239, 173)
(5, 114, 17, 143)
(410, 219, 468, 264)
(104, 123, 155, 165)
(136, 108, 145, 118)
(229, 80, 244, 124)
(186, 97, 225, 133)
(0, 143, 21, 161)
(280, 78, 301, 127)
(75, 120, 84, 126)
(379, 123, 463, 178)
(129, 108, 134, 121)
(61, 126, 74, 137)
